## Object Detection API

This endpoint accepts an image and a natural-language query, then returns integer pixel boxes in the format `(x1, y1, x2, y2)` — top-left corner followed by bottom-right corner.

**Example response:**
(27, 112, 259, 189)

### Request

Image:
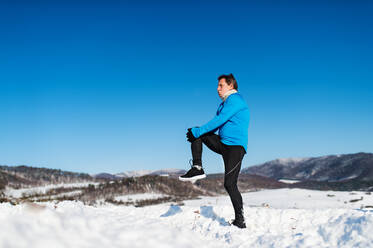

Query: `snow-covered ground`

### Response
(1, 188, 373, 248)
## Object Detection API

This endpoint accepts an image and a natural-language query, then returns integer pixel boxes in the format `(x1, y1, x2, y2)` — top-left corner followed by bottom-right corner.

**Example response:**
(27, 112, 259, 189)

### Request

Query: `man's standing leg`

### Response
(222, 145, 246, 228)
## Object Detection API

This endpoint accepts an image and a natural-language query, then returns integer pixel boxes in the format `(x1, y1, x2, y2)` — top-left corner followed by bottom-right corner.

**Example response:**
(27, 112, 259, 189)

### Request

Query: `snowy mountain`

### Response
(93, 168, 186, 179)
(242, 152, 373, 182)
(149, 168, 187, 176)
(0, 165, 92, 188)
(115, 169, 155, 178)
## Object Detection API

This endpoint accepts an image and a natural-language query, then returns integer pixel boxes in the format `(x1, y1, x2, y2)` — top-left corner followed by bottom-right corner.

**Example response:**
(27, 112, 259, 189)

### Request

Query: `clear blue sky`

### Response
(1, 1, 372, 174)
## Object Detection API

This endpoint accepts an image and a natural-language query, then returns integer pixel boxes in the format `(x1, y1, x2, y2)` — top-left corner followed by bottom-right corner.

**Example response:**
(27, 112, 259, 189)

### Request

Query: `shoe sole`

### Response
(229, 219, 246, 228)
(178, 174, 206, 181)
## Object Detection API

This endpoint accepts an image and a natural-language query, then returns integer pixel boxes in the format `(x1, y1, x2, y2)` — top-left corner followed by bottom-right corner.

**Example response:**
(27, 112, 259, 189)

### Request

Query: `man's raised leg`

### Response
(179, 137, 206, 181)
(179, 132, 223, 181)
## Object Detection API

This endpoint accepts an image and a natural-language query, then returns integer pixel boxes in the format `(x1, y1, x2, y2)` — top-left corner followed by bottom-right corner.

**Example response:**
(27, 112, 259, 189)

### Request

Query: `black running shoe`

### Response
(230, 209, 246, 228)
(179, 162, 206, 181)
(231, 218, 246, 229)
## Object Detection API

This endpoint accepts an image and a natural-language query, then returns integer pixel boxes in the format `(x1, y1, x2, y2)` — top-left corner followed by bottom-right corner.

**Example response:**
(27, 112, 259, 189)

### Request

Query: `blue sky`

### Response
(1, 1, 372, 174)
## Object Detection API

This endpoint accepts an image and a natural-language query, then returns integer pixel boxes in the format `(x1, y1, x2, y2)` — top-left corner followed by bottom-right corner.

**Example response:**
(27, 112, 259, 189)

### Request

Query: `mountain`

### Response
(116, 169, 155, 178)
(149, 169, 187, 176)
(91, 173, 120, 180)
(1, 164, 286, 206)
(2, 156, 373, 206)
(0, 165, 94, 188)
(242, 152, 373, 182)
(93, 168, 187, 179)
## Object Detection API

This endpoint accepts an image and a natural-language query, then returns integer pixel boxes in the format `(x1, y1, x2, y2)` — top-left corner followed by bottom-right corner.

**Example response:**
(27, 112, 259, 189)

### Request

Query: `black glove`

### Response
(186, 128, 197, 143)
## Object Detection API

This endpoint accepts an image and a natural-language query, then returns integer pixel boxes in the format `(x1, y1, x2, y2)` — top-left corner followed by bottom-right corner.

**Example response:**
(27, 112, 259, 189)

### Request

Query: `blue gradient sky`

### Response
(1, 1, 372, 174)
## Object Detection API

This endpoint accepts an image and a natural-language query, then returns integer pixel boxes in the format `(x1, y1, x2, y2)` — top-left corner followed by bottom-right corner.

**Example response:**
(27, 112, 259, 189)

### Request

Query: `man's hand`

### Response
(186, 128, 197, 143)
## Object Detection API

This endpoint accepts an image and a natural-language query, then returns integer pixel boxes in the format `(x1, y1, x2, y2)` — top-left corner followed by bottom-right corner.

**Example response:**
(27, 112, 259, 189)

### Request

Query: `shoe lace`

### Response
(189, 159, 202, 170)
(189, 159, 193, 168)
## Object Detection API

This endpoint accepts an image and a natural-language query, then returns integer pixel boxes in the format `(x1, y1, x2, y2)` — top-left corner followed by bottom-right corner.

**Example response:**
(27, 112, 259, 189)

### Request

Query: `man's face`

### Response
(217, 78, 234, 98)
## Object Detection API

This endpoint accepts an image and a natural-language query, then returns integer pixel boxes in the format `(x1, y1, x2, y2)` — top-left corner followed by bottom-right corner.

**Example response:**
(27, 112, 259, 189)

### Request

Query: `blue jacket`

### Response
(191, 93, 250, 151)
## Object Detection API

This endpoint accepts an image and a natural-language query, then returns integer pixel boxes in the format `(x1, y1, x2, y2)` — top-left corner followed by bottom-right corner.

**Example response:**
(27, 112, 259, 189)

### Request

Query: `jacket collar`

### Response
(221, 89, 238, 101)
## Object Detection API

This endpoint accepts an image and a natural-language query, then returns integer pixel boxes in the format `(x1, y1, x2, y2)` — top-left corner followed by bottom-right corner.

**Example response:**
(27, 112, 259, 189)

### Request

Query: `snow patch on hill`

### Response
(278, 179, 301, 184)
(275, 157, 311, 164)
(114, 193, 167, 202)
(4, 182, 99, 198)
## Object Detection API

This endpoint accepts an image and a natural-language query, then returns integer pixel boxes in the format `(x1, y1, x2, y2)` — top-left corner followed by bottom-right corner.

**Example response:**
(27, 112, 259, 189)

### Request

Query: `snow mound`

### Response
(1, 189, 373, 247)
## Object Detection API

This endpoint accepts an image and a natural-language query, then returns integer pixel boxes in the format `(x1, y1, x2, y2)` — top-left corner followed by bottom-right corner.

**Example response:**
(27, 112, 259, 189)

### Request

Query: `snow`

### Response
(185, 188, 373, 209)
(1, 188, 373, 247)
(276, 157, 311, 164)
(335, 174, 359, 181)
(114, 193, 167, 202)
(116, 169, 154, 178)
(278, 179, 301, 184)
(114, 168, 185, 178)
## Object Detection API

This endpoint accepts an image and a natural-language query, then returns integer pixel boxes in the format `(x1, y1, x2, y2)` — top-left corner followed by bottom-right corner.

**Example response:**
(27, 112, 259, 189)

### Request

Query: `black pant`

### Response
(191, 132, 246, 219)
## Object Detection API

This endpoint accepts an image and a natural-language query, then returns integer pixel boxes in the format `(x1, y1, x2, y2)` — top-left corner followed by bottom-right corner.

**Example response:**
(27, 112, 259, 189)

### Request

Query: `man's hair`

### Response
(218, 73, 238, 90)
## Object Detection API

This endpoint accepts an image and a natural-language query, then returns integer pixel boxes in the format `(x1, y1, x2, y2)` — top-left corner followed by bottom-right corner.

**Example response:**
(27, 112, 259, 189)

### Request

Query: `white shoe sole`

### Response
(178, 174, 206, 181)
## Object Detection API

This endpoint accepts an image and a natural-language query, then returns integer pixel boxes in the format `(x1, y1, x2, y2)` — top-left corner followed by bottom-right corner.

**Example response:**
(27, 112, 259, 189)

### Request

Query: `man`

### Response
(179, 73, 250, 229)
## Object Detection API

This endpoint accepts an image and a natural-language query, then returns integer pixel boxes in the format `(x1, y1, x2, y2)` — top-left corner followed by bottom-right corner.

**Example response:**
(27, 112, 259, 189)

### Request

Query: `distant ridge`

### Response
(242, 152, 373, 182)
(93, 168, 187, 179)
(2, 152, 373, 194)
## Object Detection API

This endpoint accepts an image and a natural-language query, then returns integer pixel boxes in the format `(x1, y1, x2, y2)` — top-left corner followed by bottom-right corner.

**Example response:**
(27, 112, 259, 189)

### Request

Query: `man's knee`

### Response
(200, 132, 215, 142)
(200, 132, 222, 154)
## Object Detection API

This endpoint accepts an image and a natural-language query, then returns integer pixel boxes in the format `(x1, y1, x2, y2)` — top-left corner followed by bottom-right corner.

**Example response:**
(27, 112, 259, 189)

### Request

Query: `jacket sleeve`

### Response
(191, 97, 243, 138)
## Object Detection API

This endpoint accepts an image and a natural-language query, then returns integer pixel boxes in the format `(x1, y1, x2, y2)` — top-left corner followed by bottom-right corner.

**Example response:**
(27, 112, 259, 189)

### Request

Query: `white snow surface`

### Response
(2, 188, 373, 248)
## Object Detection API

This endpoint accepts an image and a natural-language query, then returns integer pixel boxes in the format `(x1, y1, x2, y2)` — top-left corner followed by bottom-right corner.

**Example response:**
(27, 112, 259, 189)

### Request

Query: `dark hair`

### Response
(218, 73, 238, 90)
